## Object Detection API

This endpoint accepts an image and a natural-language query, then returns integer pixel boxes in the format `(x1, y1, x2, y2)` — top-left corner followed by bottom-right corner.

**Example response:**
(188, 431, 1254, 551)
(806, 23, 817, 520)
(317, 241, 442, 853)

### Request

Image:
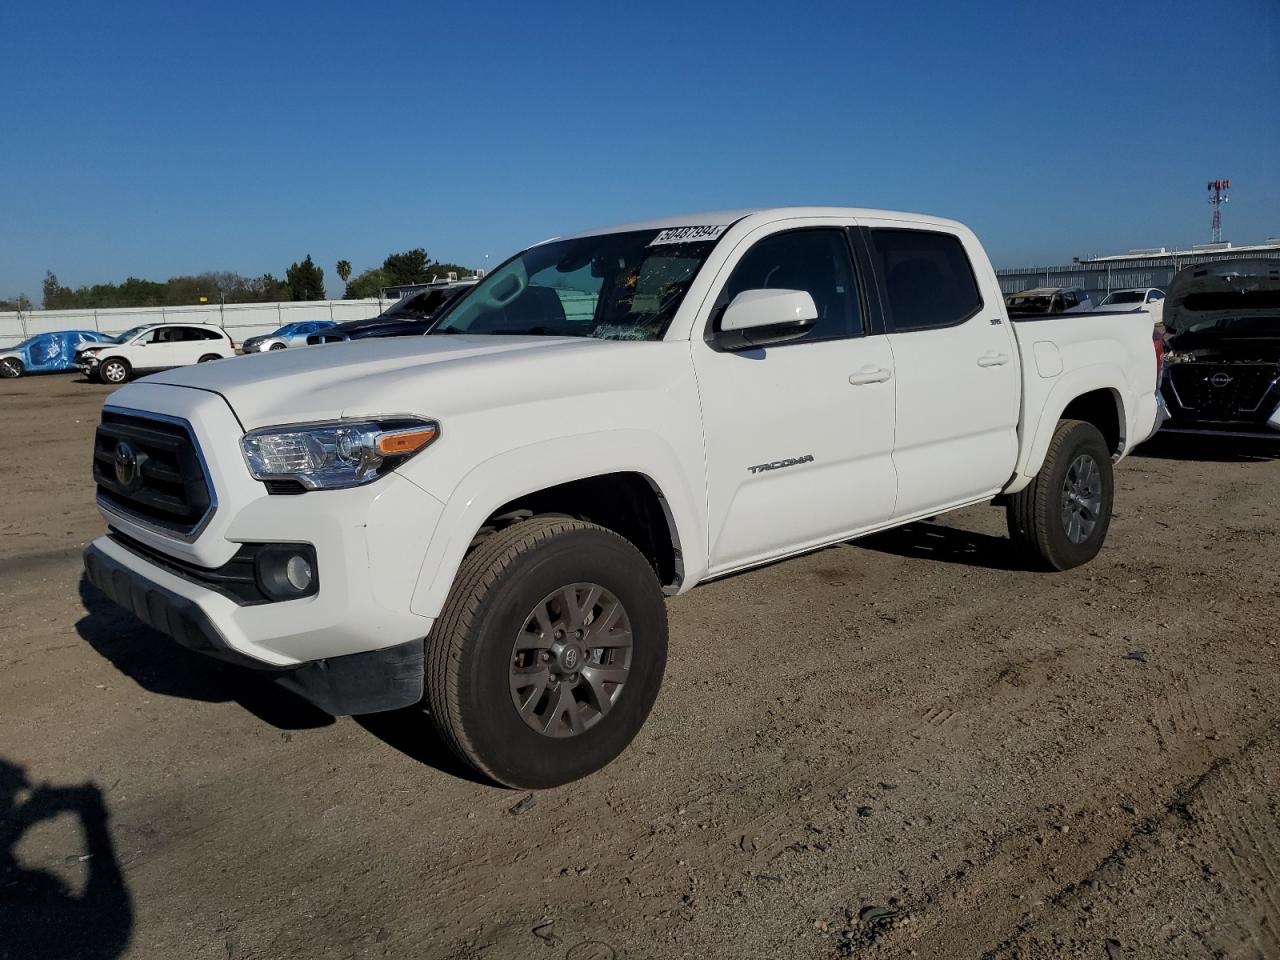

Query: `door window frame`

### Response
(861, 226, 986, 335)
(701, 226, 874, 351)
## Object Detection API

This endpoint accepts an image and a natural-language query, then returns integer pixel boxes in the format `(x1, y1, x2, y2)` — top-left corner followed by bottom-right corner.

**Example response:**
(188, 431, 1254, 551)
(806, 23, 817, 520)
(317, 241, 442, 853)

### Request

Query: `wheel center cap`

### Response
(557, 644, 583, 674)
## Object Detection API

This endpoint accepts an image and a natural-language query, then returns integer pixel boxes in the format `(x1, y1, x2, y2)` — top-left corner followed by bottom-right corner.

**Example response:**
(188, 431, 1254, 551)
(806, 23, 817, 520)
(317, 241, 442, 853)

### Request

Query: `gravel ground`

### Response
(2, 373, 1278, 960)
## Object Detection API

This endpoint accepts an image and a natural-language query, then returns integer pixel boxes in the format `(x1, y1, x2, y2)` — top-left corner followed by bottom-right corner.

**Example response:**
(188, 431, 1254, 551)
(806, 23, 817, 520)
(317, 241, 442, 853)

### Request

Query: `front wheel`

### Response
(426, 517, 668, 789)
(0, 358, 22, 378)
(1006, 418, 1114, 571)
(268, 343, 287, 351)
(99, 358, 131, 384)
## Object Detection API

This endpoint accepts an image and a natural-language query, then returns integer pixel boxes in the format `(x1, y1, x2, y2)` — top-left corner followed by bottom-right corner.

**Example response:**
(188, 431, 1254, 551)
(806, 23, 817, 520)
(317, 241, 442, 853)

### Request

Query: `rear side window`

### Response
(869, 229, 983, 332)
(720, 229, 862, 342)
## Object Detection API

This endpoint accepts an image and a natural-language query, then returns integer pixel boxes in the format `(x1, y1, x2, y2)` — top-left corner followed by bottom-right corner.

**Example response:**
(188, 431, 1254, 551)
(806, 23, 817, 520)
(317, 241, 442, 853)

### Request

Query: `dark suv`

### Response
(1159, 259, 1280, 438)
(308, 281, 477, 345)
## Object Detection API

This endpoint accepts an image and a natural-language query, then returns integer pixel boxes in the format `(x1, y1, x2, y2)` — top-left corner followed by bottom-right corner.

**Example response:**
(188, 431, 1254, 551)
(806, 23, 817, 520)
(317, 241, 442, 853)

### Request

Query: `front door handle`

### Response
(977, 351, 1010, 367)
(849, 365, 892, 385)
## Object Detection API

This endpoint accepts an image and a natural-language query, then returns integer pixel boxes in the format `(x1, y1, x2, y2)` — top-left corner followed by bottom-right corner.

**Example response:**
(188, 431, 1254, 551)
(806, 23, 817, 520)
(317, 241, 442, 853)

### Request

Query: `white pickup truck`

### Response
(83, 208, 1161, 788)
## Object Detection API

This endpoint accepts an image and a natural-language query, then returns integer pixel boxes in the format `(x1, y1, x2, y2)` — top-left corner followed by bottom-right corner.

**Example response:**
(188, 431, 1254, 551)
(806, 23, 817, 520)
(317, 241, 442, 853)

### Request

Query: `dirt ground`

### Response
(2, 372, 1278, 960)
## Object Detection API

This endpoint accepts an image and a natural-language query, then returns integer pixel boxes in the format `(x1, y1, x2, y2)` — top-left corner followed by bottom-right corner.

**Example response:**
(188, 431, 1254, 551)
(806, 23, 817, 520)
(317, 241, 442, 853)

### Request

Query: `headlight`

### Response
(240, 417, 439, 490)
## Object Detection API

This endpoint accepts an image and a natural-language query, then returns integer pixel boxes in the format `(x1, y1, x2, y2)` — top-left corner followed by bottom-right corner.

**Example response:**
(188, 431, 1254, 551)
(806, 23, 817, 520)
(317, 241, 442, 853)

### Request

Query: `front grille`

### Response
(93, 411, 214, 538)
(1167, 363, 1279, 422)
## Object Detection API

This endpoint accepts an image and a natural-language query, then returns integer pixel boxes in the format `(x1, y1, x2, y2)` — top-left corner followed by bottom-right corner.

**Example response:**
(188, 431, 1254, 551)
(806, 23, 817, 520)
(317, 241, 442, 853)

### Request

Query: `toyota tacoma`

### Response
(83, 208, 1162, 788)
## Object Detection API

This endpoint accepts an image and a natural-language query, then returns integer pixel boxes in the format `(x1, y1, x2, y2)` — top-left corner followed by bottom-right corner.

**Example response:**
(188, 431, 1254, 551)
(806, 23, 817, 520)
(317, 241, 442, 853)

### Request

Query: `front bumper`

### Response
(87, 382, 445, 699)
(84, 542, 424, 714)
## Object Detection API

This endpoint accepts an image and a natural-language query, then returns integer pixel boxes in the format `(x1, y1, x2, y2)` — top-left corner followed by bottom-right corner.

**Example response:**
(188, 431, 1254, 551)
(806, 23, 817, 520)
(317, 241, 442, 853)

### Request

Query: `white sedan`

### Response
(1098, 288, 1165, 325)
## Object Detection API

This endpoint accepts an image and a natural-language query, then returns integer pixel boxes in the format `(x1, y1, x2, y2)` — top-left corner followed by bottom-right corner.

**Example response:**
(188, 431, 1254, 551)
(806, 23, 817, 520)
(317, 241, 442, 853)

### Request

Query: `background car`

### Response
(75, 323, 235, 384)
(1097, 287, 1165, 326)
(0, 330, 110, 378)
(240, 320, 336, 353)
(1004, 286, 1095, 316)
(307, 280, 476, 344)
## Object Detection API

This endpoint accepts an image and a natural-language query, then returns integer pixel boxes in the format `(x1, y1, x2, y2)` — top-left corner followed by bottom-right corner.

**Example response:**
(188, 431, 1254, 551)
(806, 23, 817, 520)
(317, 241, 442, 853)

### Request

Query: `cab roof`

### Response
(557, 206, 966, 242)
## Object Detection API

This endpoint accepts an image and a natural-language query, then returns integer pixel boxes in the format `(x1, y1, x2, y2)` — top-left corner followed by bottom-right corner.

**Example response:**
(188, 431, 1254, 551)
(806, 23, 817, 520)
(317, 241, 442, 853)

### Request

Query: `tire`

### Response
(426, 516, 668, 789)
(1006, 419, 1114, 571)
(99, 358, 131, 384)
(0, 357, 22, 379)
(269, 343, 287, 351)
(197, 354, 221, 363)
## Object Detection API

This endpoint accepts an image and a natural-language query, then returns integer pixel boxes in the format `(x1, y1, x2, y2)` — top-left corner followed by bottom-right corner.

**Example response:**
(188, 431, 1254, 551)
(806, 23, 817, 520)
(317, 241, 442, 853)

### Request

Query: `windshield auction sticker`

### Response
(649, 225, 729, 245)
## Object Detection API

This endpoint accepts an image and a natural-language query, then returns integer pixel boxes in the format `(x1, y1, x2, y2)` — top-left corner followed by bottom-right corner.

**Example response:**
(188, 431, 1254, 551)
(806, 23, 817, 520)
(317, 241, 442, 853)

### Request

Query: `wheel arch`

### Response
(409, 432, 707, 619)
(1007, 370, 1128, 495)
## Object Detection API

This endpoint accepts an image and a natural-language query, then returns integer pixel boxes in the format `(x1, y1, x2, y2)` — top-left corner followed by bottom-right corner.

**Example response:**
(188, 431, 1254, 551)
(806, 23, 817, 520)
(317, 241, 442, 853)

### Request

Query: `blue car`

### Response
(0, 330, 111, 378)
(240, 320, 336, 353)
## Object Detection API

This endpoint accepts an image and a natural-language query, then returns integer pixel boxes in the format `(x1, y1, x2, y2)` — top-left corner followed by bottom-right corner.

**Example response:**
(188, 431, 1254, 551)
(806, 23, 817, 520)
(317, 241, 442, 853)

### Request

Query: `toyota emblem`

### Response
(1209, 372, 1233, 388)
(113, 440, 139, 489)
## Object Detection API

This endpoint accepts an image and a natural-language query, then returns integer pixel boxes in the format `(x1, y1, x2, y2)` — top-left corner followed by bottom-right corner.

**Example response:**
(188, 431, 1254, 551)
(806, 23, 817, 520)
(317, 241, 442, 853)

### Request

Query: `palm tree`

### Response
(336, 260, 352, 284)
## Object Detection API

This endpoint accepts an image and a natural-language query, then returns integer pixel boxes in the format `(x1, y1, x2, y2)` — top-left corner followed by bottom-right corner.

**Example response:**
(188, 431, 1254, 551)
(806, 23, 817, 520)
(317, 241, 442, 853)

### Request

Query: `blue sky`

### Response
(2, 0, 1276, 301)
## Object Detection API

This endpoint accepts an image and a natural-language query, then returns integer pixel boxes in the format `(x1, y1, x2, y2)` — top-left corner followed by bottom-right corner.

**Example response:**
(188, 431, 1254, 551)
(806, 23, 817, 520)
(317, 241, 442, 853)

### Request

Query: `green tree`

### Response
(42, 271, 74, 310)
(343, 267, 391, 300)
(381, 249, 432, 286)
(427, 262, 474, 280)
(285, 254, 326, 301)
(336, 259, 352, 284)
(0, 294, 32, 312)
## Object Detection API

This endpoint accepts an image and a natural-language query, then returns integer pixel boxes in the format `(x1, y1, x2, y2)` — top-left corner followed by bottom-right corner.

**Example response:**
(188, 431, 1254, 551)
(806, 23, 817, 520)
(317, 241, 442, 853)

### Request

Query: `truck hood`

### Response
(142, 334, 668, 429)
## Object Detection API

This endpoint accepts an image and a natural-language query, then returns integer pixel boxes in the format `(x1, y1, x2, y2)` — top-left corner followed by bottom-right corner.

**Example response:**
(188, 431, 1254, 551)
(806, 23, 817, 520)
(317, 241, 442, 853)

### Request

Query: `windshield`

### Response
(430, 229, 722, 340)
(384, 288, 461, 320)
(106, 325, 150, 344)
(1103, 291, 1144, 305)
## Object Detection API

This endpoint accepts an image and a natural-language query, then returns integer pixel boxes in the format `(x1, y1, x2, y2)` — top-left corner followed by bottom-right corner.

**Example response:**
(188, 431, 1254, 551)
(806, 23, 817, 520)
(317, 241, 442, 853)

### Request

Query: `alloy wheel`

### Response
(509, 582, 633, 738)
(1061, 453, 1102, 544)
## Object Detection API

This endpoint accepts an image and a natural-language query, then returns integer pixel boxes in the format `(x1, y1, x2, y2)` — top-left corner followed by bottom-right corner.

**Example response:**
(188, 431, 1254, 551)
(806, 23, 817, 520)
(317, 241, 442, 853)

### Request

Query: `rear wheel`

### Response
(0, 357, 22, 378)
(100, 358, 131, 384)
(197, 354, 221, 363)
(1006, 419, 1114, 570)
(426, 517, 668, 789)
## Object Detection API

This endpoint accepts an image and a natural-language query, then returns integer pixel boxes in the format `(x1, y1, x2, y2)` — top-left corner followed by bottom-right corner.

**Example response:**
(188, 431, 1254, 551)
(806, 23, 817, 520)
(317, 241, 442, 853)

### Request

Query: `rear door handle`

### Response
(977, 351, 1010, 367)
(849, 366, 892, 385)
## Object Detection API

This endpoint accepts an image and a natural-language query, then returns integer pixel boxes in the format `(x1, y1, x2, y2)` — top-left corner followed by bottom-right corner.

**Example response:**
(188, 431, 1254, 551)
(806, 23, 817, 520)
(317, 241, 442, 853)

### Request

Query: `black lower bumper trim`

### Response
(83, 544, 424, 715)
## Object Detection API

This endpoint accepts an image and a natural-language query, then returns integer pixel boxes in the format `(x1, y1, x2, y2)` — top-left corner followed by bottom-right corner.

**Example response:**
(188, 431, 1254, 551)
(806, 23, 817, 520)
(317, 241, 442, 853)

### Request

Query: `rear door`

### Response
(692, 221, 898, 572)
(861, 223, 1021, 518)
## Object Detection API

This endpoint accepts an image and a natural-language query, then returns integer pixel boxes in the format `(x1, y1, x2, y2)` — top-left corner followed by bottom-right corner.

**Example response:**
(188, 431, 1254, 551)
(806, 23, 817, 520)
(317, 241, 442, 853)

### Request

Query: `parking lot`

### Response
(2, 372, 1279, 960)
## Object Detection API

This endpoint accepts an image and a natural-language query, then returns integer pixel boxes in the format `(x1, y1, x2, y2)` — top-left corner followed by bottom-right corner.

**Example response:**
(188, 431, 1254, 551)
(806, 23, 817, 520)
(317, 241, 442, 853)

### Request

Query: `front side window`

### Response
(870, 229, 983, 331)
(432, 229, 722, 341)
(716, 229, 861, 342)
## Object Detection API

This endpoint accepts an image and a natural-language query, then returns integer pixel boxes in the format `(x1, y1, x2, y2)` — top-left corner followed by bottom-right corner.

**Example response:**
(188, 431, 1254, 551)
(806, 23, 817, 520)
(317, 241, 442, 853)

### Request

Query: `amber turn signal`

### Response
(376, 426, 438, 456)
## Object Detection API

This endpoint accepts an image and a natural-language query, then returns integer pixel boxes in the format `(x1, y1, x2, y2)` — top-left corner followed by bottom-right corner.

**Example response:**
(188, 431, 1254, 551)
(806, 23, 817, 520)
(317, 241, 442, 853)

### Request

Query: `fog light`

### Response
(285, 555, 313, 591)
(254, 544, 319, 602)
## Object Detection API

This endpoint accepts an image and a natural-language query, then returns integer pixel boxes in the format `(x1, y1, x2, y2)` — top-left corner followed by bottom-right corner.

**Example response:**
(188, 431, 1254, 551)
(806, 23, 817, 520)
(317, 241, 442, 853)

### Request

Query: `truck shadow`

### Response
(855, 521, 1024, 571)
(353, 711, 493, 786)
(75, 576, 334, 731)
(0, 758, 133, 960)
(1134, 433, 1280, 463)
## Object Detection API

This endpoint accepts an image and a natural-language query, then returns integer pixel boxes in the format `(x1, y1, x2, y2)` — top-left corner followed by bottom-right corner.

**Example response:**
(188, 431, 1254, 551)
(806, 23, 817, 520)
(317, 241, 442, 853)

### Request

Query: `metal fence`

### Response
(996, 248, 1280, 305)
(0, 297, 401, 349)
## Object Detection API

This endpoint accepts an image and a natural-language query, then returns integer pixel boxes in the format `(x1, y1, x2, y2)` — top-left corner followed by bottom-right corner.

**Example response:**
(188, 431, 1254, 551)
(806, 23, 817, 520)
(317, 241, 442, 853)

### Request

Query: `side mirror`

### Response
(713, 289, 818, 350)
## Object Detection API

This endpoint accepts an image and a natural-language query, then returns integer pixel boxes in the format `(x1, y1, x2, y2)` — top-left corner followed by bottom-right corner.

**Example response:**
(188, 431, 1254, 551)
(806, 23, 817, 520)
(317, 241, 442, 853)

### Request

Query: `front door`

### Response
(692, 223, 898, 573)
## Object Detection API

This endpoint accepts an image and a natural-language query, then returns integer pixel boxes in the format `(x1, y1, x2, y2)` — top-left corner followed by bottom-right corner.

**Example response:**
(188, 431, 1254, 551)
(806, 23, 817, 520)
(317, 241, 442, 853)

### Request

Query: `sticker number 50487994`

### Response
(649, 225, 729, 245)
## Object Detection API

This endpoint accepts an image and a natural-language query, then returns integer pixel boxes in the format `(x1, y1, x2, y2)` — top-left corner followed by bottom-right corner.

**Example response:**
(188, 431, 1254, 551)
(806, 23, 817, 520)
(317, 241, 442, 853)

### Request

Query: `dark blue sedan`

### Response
(0, 330, 111, 378)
